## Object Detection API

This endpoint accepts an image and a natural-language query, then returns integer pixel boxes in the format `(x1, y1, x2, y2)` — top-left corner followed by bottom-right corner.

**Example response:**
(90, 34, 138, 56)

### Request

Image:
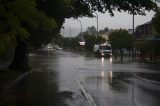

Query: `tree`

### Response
(152, 8, 160, 34)
(62, 37, 81, 50)
(84, 34, 106, 51)
(0, 0, 57, 70)
(99, 27, 109, 34)
(75, 0, 157, 15)
(86, 26, 97, 35)
(109, 29, 133, 61)
(103, 27, 109, 33)
(0, 0, 157, 70)
(84, 34, 96, 51)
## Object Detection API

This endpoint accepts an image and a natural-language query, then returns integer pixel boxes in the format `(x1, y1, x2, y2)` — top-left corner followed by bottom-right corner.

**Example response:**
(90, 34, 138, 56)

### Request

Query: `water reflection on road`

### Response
(3, 50, 160, 106)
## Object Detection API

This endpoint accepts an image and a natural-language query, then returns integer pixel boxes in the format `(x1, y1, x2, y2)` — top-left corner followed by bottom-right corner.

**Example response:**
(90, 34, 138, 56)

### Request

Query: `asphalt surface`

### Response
(1, 50, 160, 106)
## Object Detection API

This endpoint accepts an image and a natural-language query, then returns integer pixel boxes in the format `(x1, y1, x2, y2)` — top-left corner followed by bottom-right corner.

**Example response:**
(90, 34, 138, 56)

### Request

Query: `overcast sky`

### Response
(61, 10, 155, 37)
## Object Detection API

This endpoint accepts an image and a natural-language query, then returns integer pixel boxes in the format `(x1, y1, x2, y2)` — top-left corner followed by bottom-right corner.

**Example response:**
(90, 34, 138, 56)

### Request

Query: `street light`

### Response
(64, 25, 71, 39)
(93, 12, 99, 44)
(131, 0, 135, 36)
(132, 0, 135, 60)
(132, 11, 135, 36)
(77, 19, 83, 41)
(77, 19, 85, 46)
(94, 12, 99, 38)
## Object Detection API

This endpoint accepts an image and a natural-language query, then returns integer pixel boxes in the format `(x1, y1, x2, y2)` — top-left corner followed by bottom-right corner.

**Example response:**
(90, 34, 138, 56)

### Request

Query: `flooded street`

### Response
(4, 50, 160, 106)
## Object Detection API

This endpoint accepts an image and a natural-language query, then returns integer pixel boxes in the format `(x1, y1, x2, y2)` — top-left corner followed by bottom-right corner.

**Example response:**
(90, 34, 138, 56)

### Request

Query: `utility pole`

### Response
(77, 19, 83, 41)
(64, 25, 71, 39)
(94, 12, 98, 44)
(77, 19, 85, 46)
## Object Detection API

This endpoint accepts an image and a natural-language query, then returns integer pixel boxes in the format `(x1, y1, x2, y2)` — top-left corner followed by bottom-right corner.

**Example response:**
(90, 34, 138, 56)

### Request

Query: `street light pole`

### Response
(132, 0, 135, 36)
(132, 13, 134, 36)
(77, 19, 83, 41)
(94, 12, 99, 44)
(64, 25, 71, 39)
(94, 12, 98, 37)
(77, 19, 85, 46)
(132, 0, 135, 60)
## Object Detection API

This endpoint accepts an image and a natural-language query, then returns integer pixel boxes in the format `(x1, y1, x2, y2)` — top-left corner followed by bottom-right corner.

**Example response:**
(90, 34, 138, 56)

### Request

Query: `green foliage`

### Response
(136, 39, 160, 57)
(84, 34, 106, 51)
(109, 29, 133, 51)
(0, 0, 57, 53)
(51, 34, 64, 47)
(78, 0, 157, 16)
(109, 29, 133, 61)
(152, 8, 160, 34)
(99, 27, 110, 35)
(62, 33, 106, 51)
(62, 37, 81, 49)
(84, 34, 96, 51)
(86, 26, 97, 35)
(0, 0, 157, 54)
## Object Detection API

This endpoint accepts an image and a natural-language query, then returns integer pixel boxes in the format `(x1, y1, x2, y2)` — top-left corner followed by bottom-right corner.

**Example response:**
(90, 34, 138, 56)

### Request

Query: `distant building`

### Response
(128, 29, 133, 35)
(135, 21, 159, 40)
(99, 32, 109, 40)
(135, 21, 153, 39)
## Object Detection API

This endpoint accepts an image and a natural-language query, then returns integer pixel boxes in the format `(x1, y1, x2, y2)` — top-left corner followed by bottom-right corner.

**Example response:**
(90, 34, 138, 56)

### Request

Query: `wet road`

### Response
(4, 50, 160, 106)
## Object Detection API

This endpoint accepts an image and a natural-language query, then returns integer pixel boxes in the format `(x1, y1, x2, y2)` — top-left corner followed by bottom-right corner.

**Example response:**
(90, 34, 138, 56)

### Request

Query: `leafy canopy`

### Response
(109, 29, 133, 50)
(152, 8, 160, 34)
(0, 0, 157, 53)
(70, 0, 157, 16)
(0, 0, 57, 53)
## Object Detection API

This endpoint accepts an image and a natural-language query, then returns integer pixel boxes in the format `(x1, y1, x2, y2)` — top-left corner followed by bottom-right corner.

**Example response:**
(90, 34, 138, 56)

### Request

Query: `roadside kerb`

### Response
(134, 74, 160, 86)
(77, 80, 97, 106)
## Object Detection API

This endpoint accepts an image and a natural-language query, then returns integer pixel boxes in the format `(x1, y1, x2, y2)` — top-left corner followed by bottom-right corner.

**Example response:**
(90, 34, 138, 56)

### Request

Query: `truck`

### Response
(94, 42, 112, 57)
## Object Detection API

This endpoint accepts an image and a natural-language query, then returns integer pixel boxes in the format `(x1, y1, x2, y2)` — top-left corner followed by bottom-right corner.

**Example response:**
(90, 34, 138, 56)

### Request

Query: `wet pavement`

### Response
(1, 50, 160, 106)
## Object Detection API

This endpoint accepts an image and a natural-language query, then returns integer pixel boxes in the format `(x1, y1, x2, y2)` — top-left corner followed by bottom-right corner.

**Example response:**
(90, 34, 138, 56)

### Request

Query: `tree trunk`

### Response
(134, 49, 137, 60)
(129, 50, 131, 60)
(132, 48, 135, 61)
(120, 49, 123, 62)
(8, 40, 29, 71)
(114, 50, 117, 60)
(114, 55, 117, 60)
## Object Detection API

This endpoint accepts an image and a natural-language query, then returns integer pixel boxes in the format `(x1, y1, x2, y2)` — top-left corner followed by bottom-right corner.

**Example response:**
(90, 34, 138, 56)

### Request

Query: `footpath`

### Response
(0, 61, 159, 105)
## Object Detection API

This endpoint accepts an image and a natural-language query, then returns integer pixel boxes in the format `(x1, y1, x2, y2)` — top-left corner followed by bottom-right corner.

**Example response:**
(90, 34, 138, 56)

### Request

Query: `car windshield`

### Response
(104, 46, 111, 50)
(100, 46, 111, 50)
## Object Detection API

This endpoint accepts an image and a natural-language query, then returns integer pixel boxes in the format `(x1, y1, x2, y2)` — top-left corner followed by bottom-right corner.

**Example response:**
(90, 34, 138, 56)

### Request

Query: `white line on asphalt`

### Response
(134, 74, 160, 86)
(77, 80, 97, 106)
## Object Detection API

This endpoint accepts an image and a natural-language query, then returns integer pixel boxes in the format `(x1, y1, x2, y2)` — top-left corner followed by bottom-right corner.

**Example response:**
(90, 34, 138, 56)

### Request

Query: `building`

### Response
(135, 21, 160, 40)
(99, 32, 109, 40)
(135, 21, 160, 62)
(135, 21, 153, 39)
(128, 29, 133, 35)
